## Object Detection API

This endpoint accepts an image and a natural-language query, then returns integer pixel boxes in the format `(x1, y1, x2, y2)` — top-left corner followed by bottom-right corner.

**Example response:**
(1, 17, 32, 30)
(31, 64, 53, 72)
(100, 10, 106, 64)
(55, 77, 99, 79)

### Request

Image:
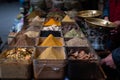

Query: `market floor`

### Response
(0, 1, 20, 45)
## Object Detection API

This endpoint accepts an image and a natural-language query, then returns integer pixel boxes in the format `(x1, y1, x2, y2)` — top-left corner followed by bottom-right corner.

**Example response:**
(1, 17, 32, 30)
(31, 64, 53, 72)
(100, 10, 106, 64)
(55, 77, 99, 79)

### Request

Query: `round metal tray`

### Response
(77, 10, 102, 18)
(85, 18, 117, 28)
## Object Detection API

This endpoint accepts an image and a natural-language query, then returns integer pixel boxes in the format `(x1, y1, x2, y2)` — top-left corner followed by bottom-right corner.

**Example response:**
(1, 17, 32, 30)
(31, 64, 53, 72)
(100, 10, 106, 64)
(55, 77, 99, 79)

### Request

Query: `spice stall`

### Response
(0, 0, 114, 80)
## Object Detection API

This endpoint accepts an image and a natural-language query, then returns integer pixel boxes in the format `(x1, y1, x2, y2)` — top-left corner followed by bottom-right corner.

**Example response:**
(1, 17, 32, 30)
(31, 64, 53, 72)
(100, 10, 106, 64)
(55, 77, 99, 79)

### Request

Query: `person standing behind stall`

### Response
(101, 0, 120, 78)
(19, 0, 25, 7)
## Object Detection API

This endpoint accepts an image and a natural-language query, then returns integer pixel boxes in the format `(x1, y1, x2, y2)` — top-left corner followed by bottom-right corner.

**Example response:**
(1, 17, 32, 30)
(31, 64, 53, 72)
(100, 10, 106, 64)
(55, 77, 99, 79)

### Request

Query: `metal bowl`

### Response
(85, 18, 117, 28)
(77, 10, 102, 18)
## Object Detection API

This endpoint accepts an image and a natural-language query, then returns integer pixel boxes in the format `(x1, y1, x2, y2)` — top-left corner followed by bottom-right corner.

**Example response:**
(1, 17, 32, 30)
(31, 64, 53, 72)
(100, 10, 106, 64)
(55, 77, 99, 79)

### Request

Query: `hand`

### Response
(110, 29, 118, 35)
(104, 16, 109, 21)
(113, 20, 120, 27)
(100, 54, 116, 69)
(110, 20, 120, 35)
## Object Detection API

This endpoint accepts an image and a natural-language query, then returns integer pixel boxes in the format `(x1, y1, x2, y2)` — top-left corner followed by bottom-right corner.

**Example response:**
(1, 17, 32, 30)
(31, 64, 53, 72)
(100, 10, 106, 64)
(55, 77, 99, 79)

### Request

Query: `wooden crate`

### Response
(33, 47, 66, 79)
(0, 47, 34, 79)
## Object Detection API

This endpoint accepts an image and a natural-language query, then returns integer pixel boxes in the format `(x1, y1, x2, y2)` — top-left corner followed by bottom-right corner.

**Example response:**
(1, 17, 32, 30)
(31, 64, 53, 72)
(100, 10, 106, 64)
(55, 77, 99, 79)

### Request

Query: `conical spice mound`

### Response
(32, 16, 42, 22)
(38, 47, 65, 59)
(44, 18, 61, 26)
(14, 34, 34, 47)
(62, 15, 75, 22)
(64, 28, 81, 38)
(27, 10, 41, 19)
(40, 34, 63, 46)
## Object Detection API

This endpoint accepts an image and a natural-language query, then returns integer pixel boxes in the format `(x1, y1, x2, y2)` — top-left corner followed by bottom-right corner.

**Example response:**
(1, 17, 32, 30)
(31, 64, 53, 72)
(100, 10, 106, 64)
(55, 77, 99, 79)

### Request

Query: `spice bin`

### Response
(33, 47, 66, 79)
(0, 47, 34, 79)
(65, 47, 106, 80)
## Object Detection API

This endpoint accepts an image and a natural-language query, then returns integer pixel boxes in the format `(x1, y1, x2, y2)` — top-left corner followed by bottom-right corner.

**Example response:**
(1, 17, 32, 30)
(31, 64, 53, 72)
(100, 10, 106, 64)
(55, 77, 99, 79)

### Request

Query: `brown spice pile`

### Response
(14, 34, 35, 47)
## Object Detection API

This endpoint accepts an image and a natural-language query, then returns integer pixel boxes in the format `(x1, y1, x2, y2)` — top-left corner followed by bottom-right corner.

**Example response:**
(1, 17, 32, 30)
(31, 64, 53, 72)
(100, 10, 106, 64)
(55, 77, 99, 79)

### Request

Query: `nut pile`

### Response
(4, 48, 33, 61)
(69, 50, 95, 60)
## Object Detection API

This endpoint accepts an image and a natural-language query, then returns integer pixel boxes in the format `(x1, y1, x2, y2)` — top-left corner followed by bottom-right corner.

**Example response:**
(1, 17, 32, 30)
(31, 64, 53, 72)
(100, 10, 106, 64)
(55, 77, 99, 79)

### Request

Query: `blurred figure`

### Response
(101, 0, 120, 78)
(19, 0, 24, 6)
(103, 0, 120, 26)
